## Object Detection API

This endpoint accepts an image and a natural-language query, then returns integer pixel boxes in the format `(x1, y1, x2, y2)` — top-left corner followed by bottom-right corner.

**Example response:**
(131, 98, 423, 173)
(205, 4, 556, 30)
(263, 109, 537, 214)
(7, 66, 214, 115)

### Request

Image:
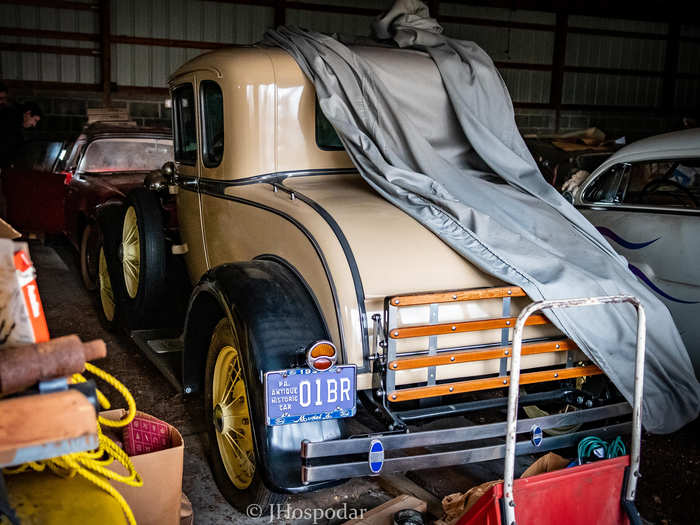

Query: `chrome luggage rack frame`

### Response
(301, 290, 644, 486)
(370, 286, 603, 428)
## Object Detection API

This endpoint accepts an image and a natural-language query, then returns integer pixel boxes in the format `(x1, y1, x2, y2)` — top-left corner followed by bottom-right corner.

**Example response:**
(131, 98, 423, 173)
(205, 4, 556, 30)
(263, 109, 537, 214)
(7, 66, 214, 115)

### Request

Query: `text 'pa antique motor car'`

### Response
(98, 46, 635, 511)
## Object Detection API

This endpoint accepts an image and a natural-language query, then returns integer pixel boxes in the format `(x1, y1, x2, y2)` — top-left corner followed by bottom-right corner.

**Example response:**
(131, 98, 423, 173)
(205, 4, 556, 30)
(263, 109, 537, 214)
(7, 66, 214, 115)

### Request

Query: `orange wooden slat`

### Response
(388, 286, 527, 307)
(389, 314, 549, 339)
(387, 339, 576, 371)
(387, 365, 602, 402)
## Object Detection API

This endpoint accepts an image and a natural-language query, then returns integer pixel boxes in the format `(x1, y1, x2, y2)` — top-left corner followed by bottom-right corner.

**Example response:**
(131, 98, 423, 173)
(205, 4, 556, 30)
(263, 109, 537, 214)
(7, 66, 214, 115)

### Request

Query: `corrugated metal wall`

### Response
(0, 1, 99, 83)
(563, 16, 667, 107)
(677, 24, 700, 110)
(1, 0, 698, 132)
(111, 0, 274, 87)
(441, 5, 555, 105)
(287, 0, 375, 36)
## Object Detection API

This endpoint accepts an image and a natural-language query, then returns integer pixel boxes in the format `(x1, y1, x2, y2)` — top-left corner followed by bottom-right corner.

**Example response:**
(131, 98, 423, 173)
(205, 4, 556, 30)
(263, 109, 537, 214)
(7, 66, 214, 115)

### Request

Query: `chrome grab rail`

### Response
(502, 295, 646, 525)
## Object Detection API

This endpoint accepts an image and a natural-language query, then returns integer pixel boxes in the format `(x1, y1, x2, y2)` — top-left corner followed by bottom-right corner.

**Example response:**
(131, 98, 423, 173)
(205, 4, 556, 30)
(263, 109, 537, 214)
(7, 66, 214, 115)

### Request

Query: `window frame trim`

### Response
(581, 157, 700, 211)
(172, 83, 197, 167)
(199, 79, 224, 169)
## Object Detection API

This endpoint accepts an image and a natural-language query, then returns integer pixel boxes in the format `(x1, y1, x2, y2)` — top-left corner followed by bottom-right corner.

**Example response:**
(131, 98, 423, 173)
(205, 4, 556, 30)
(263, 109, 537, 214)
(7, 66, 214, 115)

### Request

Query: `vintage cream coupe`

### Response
(99, 46, 633, 509)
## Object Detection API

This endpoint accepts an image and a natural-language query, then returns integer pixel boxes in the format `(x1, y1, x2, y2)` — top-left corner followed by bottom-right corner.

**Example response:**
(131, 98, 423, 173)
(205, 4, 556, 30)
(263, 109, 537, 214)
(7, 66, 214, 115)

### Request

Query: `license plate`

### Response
(264, 365, 356, 426)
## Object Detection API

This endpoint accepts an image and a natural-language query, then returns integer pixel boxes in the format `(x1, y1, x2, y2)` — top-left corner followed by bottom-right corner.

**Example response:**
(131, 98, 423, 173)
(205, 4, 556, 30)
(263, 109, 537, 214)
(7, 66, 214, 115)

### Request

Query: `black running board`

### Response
(130, 329, 184, 391)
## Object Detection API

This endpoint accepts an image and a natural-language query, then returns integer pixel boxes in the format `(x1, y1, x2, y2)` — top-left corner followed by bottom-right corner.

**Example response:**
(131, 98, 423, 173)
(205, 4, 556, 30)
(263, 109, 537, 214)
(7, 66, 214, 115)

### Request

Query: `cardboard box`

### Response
(436, 452, 571, 524)
(0, 217, 20, 239)
(101, 410, 184, 525)
(520, 452, 569, 478)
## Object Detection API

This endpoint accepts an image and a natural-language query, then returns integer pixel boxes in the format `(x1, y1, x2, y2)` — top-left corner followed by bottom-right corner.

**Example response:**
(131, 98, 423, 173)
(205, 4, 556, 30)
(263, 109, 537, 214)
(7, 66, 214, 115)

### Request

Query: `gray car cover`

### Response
(264, 0, 700, 433)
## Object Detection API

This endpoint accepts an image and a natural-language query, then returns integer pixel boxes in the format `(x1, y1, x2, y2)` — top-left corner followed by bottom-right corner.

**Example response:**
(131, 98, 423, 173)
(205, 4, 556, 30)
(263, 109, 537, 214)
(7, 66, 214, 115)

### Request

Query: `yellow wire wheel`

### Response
(210, 321, 256, 490)
(121, 206, 141, 300)
(98, 247, 115, 322)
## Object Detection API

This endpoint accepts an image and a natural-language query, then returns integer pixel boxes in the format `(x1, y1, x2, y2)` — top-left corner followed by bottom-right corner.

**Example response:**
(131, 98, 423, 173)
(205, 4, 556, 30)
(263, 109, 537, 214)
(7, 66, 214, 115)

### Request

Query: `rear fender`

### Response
(183, 259, 346, 493)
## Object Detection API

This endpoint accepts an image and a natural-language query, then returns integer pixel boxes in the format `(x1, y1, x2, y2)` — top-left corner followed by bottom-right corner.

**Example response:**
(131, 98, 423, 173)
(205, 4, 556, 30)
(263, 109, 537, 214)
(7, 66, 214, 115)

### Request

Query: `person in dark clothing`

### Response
(0, 82, 9, 109)
(0, 100, 42, 217)
(0, 101, 42, 169)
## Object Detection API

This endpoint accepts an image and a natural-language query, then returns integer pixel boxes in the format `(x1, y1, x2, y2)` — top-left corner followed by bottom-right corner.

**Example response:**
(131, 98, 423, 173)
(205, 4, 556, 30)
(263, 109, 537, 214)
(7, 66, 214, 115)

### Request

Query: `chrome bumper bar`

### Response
(301, 401, 631, 484)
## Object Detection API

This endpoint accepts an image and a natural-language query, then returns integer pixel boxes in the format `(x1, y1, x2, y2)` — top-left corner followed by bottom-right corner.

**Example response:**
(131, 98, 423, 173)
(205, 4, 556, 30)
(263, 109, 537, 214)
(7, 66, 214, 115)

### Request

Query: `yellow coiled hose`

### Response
(3, 363, 143, 525)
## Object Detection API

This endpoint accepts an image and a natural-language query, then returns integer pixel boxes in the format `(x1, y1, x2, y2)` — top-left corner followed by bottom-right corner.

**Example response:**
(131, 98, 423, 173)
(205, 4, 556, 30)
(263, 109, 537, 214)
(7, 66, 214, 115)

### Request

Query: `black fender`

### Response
(182, 259, 346, 493)
(94, 201, 125, 230)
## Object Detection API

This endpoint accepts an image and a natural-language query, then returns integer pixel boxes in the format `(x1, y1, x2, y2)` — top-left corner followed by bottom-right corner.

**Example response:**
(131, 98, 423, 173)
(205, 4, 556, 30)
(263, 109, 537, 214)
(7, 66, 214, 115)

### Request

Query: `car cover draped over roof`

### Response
(264, 0, 700, 433)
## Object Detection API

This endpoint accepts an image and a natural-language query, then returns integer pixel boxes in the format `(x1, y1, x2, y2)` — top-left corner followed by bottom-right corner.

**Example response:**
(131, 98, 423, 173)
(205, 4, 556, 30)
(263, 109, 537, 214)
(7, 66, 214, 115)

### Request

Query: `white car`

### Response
(570, 128, 700, 376)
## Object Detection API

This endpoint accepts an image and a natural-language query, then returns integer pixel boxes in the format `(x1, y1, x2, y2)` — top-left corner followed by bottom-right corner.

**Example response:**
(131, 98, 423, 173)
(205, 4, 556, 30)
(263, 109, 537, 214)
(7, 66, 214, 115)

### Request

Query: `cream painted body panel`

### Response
(283, 175, 504, 299)
(176, 189, 208, 282)
(170, 48, 565, 391)
(283, 175, 564, 388)
(198, 185, 355, 365)
(171, 47, 352, 183)
(170, 73, 207, 281)
(267, 50, 354, 173)
(199, 174, 564, 389)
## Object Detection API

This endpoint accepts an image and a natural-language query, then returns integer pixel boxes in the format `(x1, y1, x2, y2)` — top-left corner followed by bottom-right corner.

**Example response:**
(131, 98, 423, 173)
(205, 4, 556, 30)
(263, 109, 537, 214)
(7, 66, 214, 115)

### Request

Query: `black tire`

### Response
(120, 188, 167, 326)
(204, 317, 284, 512)
(80, 222, 99, 291)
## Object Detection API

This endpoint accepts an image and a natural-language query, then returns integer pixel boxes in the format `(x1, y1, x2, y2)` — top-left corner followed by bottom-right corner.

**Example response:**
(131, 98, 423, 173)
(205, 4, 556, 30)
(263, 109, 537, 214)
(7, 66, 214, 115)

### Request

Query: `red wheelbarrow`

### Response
(458, 295, 645, 525)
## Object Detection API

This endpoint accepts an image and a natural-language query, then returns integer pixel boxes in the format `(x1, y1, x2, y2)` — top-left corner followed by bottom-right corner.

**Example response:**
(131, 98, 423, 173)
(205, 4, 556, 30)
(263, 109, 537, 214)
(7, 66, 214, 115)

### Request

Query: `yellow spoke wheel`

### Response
(98, 247, 115, 322)
(211, 327, 255, 490)
(121, 206, 141, 300)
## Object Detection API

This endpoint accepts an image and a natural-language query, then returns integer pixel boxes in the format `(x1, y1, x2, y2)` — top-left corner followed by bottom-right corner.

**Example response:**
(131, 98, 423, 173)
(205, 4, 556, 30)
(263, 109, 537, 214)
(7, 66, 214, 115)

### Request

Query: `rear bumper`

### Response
(301, 401, 631, 484)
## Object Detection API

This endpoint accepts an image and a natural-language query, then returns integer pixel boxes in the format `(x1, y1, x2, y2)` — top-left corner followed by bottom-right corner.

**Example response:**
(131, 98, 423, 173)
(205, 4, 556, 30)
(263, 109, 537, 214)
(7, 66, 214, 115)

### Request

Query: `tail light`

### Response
(61, 170, 73, 185)
(306, 340, 337, 371)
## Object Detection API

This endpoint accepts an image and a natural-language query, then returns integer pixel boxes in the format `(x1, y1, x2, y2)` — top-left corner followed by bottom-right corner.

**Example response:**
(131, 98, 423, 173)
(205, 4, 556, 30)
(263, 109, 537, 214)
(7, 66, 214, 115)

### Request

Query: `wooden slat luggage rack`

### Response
(383, 286, 602, 405)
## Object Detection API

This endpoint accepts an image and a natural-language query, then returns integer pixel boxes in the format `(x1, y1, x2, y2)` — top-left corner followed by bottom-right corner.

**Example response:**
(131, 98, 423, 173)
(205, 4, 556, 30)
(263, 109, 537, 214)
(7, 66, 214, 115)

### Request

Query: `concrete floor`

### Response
(31, 239, 698, 524)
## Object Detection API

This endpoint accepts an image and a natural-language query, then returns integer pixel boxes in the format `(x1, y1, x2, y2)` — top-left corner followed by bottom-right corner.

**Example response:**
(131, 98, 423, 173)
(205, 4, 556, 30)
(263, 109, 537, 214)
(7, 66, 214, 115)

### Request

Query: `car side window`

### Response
(173, 85, 197, 165)
(60, 140, 85, 173)
(53, 144, 69, 172)
(315, 98, 343, 150)
(583, 164, 629, 204)
(41, 142, 65, 172)
(200, 81, 224, 167)
(621, 159, 699, 209)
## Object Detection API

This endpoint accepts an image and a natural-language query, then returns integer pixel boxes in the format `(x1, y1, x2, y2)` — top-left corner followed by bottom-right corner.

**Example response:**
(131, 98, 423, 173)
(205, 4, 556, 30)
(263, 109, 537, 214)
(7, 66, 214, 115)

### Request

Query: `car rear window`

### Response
(315, 98, 343, 151)
(173, 84, 197, 164)
(77, 138, 173, 173)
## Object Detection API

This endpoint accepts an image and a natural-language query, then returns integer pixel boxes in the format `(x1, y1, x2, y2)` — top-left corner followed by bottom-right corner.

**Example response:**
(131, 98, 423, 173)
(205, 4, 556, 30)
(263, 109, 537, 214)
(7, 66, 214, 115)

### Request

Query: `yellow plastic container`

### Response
(2, 471, 127, 525)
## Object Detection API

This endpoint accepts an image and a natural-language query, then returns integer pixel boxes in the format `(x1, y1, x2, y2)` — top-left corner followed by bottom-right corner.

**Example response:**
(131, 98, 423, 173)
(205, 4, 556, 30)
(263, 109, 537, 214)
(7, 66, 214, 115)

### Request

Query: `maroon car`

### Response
(3, 121, 172, 290)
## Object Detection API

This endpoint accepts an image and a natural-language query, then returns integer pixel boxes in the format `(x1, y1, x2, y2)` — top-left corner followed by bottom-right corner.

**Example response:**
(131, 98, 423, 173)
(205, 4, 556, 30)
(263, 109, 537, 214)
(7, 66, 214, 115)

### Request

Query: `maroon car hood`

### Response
(82, 171, 151, 198)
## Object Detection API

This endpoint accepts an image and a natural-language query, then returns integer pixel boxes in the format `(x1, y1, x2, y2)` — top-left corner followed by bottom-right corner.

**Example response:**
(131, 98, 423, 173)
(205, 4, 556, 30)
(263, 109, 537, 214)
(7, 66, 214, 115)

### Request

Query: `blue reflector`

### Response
(368, 439, 384, 474)
(531, 424, 543, 447)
